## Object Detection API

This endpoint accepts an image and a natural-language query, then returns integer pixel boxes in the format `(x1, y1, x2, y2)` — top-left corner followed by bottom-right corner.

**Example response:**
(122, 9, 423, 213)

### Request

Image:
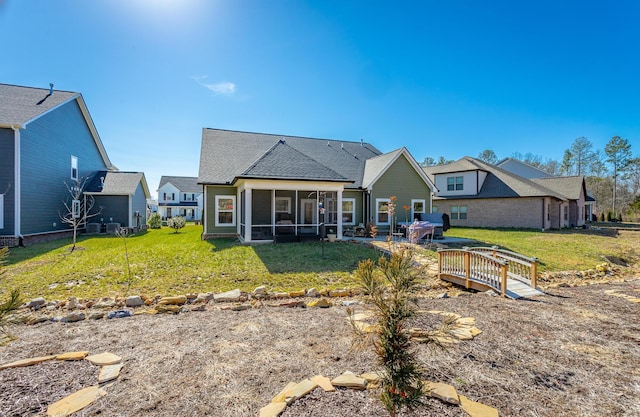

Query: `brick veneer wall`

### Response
(434, 197, 546, 229)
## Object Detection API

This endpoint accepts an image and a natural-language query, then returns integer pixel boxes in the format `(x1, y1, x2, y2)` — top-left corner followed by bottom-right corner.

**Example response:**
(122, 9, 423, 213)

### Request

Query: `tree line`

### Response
(421, 136, 640, 222)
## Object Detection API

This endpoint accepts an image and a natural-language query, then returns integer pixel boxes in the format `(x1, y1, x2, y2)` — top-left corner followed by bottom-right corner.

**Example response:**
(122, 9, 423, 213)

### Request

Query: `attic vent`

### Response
(341, 143, 344, 150)
(360, 138, 364, 147)
(327, 141, 330, 146)
(49, 83, 54, 95)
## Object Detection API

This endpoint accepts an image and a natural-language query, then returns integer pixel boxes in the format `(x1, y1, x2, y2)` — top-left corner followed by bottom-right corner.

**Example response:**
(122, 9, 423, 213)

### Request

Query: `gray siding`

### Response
(94, 195, 129, 226)
(205, 185, 237, 235)
(0, 128, 15, 235)
(343, 190, 364, 226)
(132, 183, 147, 227)
(20, 100, 109, 235)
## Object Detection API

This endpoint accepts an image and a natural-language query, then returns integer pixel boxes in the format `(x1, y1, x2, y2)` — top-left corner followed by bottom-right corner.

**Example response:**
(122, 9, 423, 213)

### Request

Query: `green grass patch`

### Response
(2, 226, 379, 300)
(444, 227, 636, 272)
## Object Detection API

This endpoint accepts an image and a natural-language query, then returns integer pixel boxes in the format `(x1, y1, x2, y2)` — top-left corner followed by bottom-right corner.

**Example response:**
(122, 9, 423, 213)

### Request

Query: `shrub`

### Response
(167, 216, 186, 233)
(148, 212, 162, 229)
(598, 212, 605, 222)
(353, 249, 424, 416)
(606, 211, 612, 222)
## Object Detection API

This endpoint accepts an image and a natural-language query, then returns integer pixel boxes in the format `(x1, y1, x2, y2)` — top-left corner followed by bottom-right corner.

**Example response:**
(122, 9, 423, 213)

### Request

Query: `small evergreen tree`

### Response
(167, 216, 186, 233)
(148, 212, 162, 229)
(606, 211, 612, 222)
(354, 249, 424, 417)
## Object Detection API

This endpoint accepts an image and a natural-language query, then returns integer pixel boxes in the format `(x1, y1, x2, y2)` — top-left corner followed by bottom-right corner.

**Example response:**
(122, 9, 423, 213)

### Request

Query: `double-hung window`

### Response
(72, 199, 81, 219)
(71, 156, 78, 181)
(411, 199, 425, 220)
(451, 205, 467, 220)
(215, 195, 236, 226)
(376, 198, 390, 225)
(342, 198, 355, 225)
(447, 176, 463, 191)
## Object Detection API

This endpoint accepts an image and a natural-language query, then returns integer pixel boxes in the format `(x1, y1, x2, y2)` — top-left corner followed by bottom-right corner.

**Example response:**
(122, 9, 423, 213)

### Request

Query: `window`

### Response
(71, 156, 78, 180)
(342, 198, 355, 225)
(564, 206, 568, 221)
(451, 205, 467, 220)
(547, 204, 550, 221)
(447, 176, 463, 191)
(411, 199, 425, 220)
(0, 194, 4, 229)
(376, 198, 390, 225)
(275, 197, 291, 213)
(215, 195, 235, 226)
(432, 206, 438, 213)
(72, 199, 81, 218)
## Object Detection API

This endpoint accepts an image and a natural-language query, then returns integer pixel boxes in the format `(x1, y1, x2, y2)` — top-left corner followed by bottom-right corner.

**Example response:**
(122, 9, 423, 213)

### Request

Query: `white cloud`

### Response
(192, 76, 236, 96)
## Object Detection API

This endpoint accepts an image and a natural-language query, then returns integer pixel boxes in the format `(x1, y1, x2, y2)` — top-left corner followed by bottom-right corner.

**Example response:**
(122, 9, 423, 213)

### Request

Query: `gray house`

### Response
(0, 83, 144, 245)
(198, 128, 435, 242)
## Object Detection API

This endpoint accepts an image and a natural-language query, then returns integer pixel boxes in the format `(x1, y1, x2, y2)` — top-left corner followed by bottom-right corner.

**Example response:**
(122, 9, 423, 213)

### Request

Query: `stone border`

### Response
(0, 351, 123, 417)
(259, 370, 499, 417)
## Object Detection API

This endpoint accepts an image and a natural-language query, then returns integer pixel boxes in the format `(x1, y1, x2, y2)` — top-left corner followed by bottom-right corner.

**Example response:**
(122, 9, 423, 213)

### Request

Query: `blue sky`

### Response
(1, 0, 639, 197)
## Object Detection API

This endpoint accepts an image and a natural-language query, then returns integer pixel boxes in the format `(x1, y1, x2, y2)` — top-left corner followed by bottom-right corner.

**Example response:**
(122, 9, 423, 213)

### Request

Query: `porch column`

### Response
(337, 190, 343, 239)
(245, 187, 252, 242)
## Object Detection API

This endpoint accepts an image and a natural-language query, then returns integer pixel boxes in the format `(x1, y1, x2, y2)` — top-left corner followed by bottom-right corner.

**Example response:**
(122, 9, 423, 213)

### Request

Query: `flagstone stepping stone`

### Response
(459, 395, 499, 417)
(331, 371, 367, 390)
(86, 352, 122, 366)
(56, 351, 89, 361)
(259, 401, 287, 417)
(0, 355, 56, 370)
(98, 363, 124, 383)
(214, 289, 241, 302)
(271, 382, 296, 403)
(284, 378, 318, 404)
(310, 374, 335, 392)
(306, 298, 332, 308)
(158, 296, 187, 305)
(47, 386, 106, 417)
(425, 381, 460, 405)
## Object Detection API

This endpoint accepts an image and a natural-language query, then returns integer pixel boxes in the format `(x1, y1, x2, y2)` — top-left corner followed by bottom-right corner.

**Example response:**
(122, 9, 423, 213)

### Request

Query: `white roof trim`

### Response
(365, 148, 438, 192)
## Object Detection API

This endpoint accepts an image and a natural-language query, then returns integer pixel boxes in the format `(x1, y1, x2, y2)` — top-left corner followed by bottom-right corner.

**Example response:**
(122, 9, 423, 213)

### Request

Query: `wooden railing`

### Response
(438, 249, 509, 297)
(465, 246, 538, 288)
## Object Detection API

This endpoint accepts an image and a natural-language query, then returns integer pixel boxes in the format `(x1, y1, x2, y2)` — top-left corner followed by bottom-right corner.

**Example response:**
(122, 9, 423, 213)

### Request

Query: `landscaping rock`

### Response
(310, 375, 335, 392)
(56, 351, 89, 361)
(27, 297, 46, 310)
(191, 304, 207, 311)
(156, 305, 180, 314)
(106, 310, 132, 319)
(28, 315, 49, 325)
(331, 371, 367, 390)
(47, 386, 106, 417)
(158, 296, 187, 305)
(0, 355, 56, 370)
(342, 300, 359, 306)
(98, 363, 124, 384)
(288, 290, 306, 298)
(86, 352, 122, 366)
(253, 285, 268, 295)
(125, 296, 144, 307)
(459, 395, 499, 417)
(329, 289, 350, 297)
(94, 298, 116, 309)
(88, 312, 105, 320)
(231, 303, 252, 311)
(426, 381, 460, 405)
(61, 312, 85, 323)
(67, 297, 79, 310)
(284, 379, 318, 404)
(259, 401, 287, 417)
(306, 298, 332, 308)
(214, 289, 241, 302)
(306, 288, 319, 297)
(273, 292, 289, 299)
(194, 292, 213, 303)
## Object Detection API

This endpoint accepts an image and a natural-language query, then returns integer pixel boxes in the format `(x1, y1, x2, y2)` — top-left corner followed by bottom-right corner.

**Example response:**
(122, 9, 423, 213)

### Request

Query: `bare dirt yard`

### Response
(1, 276, 640, 417)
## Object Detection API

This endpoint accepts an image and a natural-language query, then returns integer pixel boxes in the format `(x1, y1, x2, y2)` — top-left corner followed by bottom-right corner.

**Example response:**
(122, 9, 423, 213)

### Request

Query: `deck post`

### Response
(437, 250, 442, 278)
(500, 264, 507, 297)
(464, 251, 470, 289)
(531, 258, 538, 288)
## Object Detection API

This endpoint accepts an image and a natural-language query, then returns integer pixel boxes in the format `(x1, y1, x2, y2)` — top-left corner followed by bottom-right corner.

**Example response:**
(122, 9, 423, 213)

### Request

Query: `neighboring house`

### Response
(197, 128, 435, 242)
(157, 176, 203, 221)
(84, 171, 150, 229)
(423, 156, 592, 229)
(0, 83, 119, 246)
(147, 198, 158, 216)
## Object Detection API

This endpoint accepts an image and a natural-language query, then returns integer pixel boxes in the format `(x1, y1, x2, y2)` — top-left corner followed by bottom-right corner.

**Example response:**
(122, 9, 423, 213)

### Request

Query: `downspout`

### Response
(11, 125, 22, 240)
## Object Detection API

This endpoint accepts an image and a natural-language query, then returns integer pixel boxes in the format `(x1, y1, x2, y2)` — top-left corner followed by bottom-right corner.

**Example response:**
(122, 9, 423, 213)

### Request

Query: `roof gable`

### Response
(242, 140, 348, 181)
(363, 148, 436, 191)
(85, 171, 150, 197)
(531, 176, 585, 200)
(496, 157, 553, 179)
(159, 176, 201, 193)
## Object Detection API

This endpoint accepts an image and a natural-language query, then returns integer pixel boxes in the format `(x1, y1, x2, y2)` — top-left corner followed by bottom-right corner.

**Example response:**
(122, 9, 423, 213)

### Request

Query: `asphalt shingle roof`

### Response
(159, 176, 201, 193)
(198, 128, 382, 188)
(531, 176, 585, 200)
(0, 83, 79, 127)
(85, 171, 146, 196)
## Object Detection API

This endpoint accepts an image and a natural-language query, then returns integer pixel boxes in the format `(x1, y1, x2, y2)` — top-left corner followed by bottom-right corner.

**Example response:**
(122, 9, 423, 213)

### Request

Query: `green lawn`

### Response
(444, 227, 640, 272)
(2, 226, 379, 300)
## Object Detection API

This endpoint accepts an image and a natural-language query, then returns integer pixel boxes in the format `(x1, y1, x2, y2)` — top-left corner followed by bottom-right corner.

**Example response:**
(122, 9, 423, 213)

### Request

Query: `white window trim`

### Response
(411, 199, 426, 220)
(376, 198, 390, 225)
(72, 199, 81, 219)
(215, 195, 236, 226)
(71, 155, 78, 180)
(342, 198, 356, 225)
(0, 194, 4, 229)
(275, 196, 291, 214)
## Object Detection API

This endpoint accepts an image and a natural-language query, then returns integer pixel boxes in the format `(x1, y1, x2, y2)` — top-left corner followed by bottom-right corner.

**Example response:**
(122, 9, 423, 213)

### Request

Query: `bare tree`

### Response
(419, 156, 437, 167)
(60, 177, 101, 251)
